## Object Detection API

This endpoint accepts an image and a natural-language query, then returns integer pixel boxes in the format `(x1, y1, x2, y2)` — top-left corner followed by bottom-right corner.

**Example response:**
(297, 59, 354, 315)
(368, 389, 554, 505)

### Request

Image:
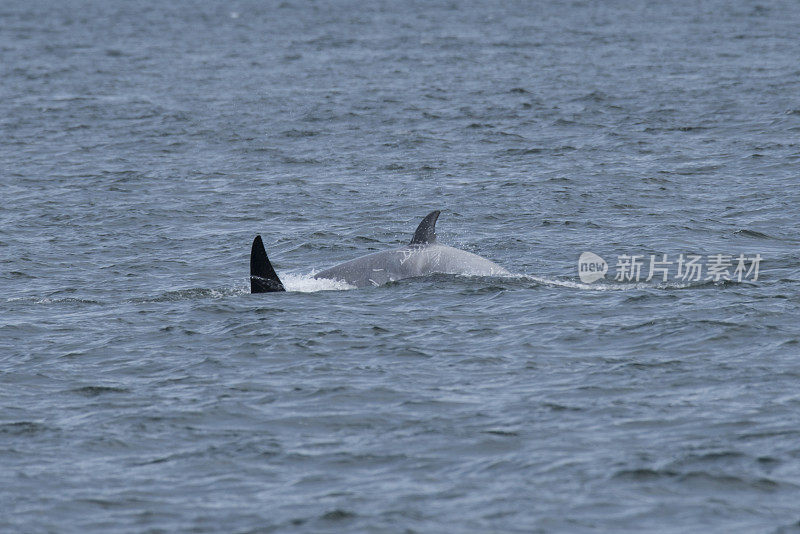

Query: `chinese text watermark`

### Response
(578, 252, 761, 284)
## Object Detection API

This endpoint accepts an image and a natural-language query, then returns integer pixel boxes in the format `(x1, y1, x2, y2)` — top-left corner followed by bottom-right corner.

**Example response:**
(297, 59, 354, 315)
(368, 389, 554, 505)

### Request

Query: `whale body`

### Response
(250, 210, 509, 293)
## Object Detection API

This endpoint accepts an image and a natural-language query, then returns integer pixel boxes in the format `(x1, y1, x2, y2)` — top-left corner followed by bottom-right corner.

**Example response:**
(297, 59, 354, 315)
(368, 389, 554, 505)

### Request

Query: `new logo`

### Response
(578, 252, 608, 283)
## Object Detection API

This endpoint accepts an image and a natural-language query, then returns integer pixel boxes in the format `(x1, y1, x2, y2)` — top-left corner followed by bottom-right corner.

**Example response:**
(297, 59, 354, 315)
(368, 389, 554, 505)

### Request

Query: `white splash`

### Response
(279, 272, 355, 292)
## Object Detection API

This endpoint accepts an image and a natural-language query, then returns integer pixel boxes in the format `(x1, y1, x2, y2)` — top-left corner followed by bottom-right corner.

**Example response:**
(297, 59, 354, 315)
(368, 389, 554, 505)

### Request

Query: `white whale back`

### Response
(313, 244, 509, 288)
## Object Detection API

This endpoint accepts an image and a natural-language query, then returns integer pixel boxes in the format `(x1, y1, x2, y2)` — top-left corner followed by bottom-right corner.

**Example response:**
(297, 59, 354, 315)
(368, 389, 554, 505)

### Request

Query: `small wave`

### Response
(613, 467, 784, 492)
(320, 509, 357, 521)
(733, 228, 779, 240)
(0, 421, 50, 436)
(71, 385, 129, 397)
(134, 287, 247, 302)
(613, 468, 677, 481)
(282, 129, 320, 138)
(5, 296, 102, 305)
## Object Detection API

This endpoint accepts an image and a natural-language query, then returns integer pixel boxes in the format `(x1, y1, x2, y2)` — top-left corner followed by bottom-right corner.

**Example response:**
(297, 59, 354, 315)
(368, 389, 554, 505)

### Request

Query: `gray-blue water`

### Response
(2, 0, 800, 531)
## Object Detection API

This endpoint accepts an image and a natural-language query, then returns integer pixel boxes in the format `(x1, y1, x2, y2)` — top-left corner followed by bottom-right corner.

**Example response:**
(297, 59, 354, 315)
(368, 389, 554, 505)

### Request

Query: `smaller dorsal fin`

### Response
(409, 210, 440, 245)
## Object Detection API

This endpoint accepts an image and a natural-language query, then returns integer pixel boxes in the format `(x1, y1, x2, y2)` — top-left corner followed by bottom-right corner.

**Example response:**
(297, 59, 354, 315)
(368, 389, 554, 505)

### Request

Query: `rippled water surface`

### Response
(2, 0, 800, 531)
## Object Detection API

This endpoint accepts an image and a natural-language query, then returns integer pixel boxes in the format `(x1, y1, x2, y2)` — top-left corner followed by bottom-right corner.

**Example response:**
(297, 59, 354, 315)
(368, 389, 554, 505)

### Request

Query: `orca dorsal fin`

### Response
(409, 210, 440, 246)
(250, 235, 286, 293)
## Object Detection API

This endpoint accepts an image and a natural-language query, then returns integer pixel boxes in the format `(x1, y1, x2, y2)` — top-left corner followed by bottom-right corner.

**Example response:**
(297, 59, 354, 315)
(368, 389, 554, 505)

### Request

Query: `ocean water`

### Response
(2, 0, 800, 531)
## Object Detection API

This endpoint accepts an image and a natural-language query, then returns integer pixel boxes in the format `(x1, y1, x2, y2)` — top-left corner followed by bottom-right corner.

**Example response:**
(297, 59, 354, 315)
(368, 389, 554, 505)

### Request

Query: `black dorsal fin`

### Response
(250, 235, 285, 293)
(409, 210, 440, 246)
